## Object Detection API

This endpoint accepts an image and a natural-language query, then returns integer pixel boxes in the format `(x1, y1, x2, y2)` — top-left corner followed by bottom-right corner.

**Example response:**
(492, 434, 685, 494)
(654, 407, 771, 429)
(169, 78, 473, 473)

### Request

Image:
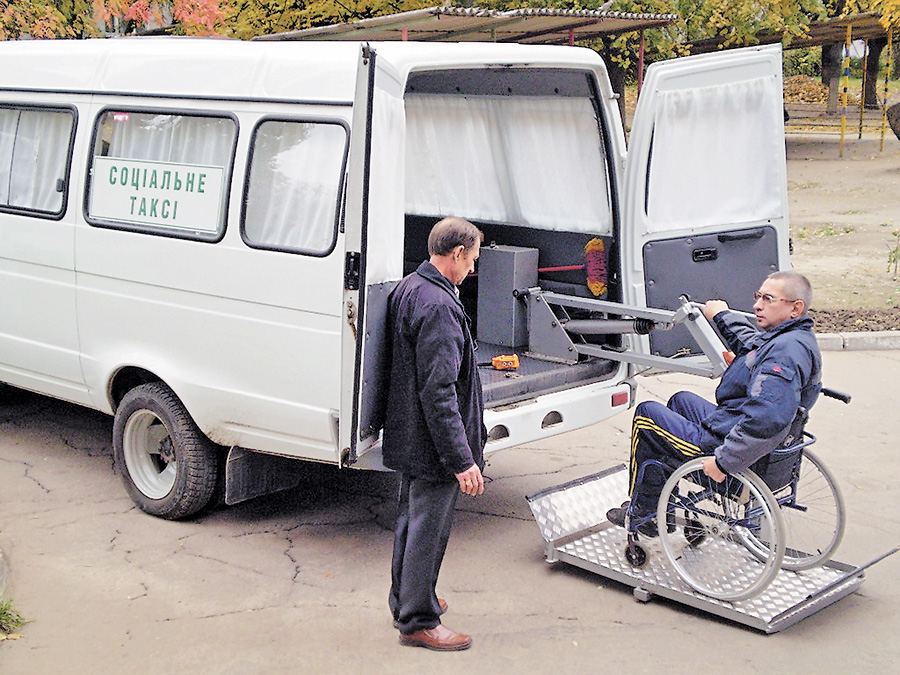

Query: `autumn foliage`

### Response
(1, 0, 229, 38)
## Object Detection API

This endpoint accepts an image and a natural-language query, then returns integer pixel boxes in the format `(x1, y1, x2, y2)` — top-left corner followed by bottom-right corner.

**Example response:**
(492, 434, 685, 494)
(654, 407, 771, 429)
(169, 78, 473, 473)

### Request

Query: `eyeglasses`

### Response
(753, 291, 798, 304)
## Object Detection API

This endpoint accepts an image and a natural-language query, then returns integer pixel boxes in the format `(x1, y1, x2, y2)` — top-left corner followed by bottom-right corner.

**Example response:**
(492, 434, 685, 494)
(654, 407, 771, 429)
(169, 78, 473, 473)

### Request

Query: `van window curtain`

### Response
(645, 77, 783, 232)
(243, 120, 347, 254)
(0, 108, 73, 213)
(405, 95, 612, 234)
(104, 112, 233, 167)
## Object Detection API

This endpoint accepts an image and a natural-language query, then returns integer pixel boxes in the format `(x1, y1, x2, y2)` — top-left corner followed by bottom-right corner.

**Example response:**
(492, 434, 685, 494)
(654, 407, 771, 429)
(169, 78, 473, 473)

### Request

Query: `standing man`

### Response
(607, 271, 822, 533)
(383, 217, 486, 651)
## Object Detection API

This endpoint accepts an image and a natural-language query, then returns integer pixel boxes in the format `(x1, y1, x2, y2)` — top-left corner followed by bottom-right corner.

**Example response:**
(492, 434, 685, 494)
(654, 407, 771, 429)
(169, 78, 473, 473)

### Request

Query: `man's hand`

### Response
(456, 464, 485, 496)
(702, 456, 726, 483)
(702, 300, 729, 322)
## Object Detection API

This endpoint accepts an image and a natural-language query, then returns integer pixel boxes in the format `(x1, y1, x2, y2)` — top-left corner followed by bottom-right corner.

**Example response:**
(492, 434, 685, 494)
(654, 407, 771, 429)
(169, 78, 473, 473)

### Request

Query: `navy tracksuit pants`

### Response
(628, 391, 722, 511)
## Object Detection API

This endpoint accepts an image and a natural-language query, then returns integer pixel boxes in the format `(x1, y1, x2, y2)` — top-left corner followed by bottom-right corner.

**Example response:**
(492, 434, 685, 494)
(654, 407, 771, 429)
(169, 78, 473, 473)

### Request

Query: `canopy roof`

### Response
(690, 13, 892, 54)
(256, 6, 676, 44)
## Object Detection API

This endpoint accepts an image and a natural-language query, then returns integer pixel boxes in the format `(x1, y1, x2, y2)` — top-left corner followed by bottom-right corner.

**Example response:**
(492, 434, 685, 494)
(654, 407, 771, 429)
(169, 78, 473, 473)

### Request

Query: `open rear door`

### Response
(622, 45, 790, 360)
(339, 45, 406, 467)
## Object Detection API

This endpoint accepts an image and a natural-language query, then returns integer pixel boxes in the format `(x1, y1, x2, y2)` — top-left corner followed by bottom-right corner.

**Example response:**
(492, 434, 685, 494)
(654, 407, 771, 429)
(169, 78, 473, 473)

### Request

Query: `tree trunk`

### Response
(598, 42, 627, 129)
(821, 44, 842, 114)
(864, 38, 886, 109)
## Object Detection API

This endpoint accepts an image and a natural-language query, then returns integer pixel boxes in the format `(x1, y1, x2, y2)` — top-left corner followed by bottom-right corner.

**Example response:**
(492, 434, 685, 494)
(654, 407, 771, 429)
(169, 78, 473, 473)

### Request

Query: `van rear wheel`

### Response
(113, 382, 218, 520)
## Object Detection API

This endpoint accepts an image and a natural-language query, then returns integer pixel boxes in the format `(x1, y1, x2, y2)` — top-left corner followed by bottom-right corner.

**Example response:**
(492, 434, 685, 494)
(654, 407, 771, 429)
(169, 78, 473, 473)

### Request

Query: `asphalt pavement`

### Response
(1, 347, 899, 673)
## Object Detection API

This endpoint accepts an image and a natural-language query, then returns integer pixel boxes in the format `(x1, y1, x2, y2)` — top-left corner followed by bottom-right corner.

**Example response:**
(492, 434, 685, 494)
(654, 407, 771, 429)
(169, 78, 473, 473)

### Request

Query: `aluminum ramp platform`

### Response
(527, 464, 896, 633)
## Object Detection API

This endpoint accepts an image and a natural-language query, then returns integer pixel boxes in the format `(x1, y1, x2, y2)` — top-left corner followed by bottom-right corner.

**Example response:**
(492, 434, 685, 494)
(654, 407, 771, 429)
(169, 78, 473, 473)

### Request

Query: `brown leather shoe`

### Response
(399, 624, 472, 651)
(393, 597, 448, 629)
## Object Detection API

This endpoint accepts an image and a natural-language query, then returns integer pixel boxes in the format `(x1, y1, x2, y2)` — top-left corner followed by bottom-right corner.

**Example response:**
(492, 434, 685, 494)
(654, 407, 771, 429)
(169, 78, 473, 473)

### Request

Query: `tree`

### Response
(92, 0, 229, 34)
(0, 0, 229, 38)
(835, 1, 900, 109)
(1, 0, 75, 38)
(223, 0, 434, 40)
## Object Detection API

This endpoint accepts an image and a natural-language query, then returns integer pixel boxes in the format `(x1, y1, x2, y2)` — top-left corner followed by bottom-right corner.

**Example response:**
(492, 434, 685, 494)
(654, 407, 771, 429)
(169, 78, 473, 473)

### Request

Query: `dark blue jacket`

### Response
(381, 261, 486, 481)
(701, 312, 822, 474)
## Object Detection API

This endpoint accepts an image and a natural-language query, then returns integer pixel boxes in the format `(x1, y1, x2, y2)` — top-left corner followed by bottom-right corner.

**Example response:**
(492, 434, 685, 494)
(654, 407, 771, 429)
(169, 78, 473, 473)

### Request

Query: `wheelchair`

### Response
(622, 387, 849, 602)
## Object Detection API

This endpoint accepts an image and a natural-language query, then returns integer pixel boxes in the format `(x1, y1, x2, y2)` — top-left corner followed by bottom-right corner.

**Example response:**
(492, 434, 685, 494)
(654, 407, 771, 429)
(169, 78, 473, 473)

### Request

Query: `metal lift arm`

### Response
(519, 289, 729, 378)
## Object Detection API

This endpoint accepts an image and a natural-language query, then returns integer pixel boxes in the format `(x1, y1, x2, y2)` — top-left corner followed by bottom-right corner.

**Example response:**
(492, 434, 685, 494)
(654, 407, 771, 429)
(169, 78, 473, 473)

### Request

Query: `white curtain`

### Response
(0, 108, 73, 213)
(243, 121, 347, 253)
(405, 94, 612, 234)
(105, 112, 233, 167)
(0, 109, 15, 206)
(645, 77, 783, 232)
(364, 72, 407, 284)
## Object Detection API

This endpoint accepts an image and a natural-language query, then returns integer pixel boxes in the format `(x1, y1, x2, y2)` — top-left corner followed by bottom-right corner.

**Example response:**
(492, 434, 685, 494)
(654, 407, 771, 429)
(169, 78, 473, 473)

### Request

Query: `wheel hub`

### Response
(158, 436, 175, 464)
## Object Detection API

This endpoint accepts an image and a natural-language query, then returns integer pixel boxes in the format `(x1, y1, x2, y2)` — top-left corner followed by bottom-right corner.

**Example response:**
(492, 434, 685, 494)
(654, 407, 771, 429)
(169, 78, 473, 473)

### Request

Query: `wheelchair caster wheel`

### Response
(625, 543, 649, 568)
(684, 518, 706, 547)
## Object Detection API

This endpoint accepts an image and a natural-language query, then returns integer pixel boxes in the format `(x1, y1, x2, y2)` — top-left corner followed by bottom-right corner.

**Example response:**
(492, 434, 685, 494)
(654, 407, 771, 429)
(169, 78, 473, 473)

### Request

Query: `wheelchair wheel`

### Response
(657, 458, 785, 602)
(736, 449, 845, 571)
(625, 542, 649, 568)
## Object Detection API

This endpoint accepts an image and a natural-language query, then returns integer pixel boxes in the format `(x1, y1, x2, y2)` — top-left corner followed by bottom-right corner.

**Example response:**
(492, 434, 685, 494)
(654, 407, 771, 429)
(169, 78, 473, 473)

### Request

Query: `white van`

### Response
(0, 38, 789, 519)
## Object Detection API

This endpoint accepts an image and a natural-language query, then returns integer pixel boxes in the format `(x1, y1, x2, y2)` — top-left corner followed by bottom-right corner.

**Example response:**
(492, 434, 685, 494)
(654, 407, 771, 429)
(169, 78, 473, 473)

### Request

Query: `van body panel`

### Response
(2, 39, 362, 104)
(73, 96, 348, 458)
(0, 99, 87, 402)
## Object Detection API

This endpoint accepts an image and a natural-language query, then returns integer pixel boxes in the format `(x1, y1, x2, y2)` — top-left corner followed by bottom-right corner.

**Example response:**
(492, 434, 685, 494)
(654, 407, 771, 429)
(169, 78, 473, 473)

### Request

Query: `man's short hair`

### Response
(428, 217, 483, 257)
(768, 270, 813, 312)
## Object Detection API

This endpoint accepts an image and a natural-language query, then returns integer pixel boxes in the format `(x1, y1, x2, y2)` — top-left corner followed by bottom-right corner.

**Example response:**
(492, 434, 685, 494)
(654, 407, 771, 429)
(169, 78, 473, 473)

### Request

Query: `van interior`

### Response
(397, 66, 624, 410)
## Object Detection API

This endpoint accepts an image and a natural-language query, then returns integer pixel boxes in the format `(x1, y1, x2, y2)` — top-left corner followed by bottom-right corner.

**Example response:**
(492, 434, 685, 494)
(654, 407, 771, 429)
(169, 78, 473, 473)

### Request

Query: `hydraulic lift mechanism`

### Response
(518, 288, 729, 378)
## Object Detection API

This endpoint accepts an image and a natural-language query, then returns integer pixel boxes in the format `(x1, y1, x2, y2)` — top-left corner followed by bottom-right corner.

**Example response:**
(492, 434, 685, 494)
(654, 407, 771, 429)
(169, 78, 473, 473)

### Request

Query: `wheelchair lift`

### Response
(518, 288, 729, 378)
(527, 465, 898, 633)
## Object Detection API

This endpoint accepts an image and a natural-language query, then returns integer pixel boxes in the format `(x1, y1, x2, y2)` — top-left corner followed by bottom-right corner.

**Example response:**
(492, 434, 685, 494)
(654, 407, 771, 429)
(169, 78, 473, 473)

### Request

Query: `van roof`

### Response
(0, 37, 605, 104)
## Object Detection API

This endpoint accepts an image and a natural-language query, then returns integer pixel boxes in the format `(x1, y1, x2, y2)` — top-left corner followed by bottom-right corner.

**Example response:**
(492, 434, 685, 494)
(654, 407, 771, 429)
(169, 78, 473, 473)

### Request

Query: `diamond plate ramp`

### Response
(526, 464, 896, 633)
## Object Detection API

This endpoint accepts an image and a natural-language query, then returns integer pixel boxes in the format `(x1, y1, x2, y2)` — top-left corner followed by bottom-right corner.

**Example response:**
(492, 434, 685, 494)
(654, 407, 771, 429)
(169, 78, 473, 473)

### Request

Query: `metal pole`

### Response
(840, 25, 852, 158)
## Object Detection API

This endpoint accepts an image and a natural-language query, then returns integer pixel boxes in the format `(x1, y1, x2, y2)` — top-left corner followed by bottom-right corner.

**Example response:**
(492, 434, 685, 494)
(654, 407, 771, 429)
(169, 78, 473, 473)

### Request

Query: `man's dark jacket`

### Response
(702, 312, 822, 474)
(381, 261, 486, 481)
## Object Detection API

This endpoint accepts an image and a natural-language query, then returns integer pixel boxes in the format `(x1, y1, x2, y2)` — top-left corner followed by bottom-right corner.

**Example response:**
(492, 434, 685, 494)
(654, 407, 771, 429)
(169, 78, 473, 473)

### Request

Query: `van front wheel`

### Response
(113, 382, 218, 520)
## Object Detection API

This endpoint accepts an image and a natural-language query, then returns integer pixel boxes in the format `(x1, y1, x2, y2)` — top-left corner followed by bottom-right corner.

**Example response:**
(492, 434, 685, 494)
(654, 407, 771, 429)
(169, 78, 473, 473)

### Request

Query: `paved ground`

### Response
(1, 348, 898, 674)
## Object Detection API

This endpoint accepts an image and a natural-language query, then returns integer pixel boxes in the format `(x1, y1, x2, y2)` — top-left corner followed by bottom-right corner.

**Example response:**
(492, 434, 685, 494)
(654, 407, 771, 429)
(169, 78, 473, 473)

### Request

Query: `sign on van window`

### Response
(91, 157, 225, 233)
(88, 110, 236, 238)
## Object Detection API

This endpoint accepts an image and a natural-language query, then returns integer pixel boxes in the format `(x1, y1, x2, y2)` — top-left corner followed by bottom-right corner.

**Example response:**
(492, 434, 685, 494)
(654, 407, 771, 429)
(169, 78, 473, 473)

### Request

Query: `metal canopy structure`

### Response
(256, 6, 676, 45)
(690, 13, 891, 54)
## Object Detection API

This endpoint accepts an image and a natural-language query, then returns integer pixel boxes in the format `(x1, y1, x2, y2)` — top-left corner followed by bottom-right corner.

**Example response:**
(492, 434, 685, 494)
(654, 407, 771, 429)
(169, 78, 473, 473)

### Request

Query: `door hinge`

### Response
(344, 251, 361, 290)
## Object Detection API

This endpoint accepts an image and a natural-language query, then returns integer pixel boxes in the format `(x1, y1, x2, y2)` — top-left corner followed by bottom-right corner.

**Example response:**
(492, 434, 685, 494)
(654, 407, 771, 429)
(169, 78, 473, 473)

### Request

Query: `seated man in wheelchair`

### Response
(607, 270, 822, 536)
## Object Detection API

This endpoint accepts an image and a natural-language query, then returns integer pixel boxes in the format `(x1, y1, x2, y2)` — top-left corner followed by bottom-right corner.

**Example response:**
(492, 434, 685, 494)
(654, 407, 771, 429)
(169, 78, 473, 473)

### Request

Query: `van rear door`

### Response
(339, 45, 406, 466)
(621, 45, 789, 359)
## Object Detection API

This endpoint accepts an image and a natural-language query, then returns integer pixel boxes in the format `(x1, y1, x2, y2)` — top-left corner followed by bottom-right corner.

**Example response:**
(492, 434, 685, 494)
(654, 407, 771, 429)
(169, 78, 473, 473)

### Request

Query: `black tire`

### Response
(625, 543, 649, 568)
(113, 382, 218, 520)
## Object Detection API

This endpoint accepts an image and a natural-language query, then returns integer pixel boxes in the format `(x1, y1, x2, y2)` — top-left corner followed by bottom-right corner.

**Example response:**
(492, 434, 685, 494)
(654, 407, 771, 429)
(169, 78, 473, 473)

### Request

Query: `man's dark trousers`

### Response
(629, 391, 720, 511)
(389, 474, 459, 634)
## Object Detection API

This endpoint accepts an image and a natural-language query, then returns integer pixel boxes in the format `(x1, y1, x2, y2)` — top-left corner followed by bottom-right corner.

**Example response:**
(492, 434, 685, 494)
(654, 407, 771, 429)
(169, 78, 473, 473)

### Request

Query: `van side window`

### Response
(0, 106, 74, 216)
(86, 110, 236, 240)
(242, 119, 348, 256)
